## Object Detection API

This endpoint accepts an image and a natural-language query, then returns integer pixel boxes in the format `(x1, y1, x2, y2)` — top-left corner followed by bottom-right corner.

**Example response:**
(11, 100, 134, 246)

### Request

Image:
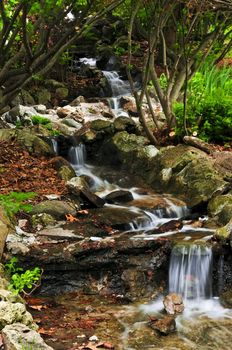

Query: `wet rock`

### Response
(105, 190, 133, 204)
(90, 119, 114, 134)
(113, 116, 137, 133)
(149, 220, 183, 234)
(91, 206, 141, 231)
(102, 131, 150, 167)
(37, 227, 82, 240)
(31, 200, 76, 219)
(67, 177, 105, 208)
(149, 315, 176, 335)
(2, 323, 53, 350)
(121, 269, 147, 300)
(220, 289, 232, 308)
(215, 219, 232, 243)
(163, 293, 184, 315)
(49, 156, 76, 181)
(149, 145, 228, 207)
(208, 193, 232, 225)
(0, 301, 36, 329)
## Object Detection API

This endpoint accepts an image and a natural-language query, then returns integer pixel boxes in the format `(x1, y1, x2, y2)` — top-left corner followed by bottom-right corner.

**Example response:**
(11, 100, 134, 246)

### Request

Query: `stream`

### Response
(30, 58, 232, 349)
(30, 142, 232, 350)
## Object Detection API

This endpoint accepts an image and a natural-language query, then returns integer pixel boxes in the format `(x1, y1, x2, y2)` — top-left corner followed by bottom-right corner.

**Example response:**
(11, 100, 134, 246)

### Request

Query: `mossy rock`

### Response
(90, 119, 114, 133)
(0, 129, 53, 156)
(55, 87, 69, 99)
(31, 200, 76, 219)
(113, 116, 136, 133)
(215, 218, 232, 243)
(58, 165, 76, 181)
(31, 213, 57, 228)
(208, 194, 232, 225)
(36, 89, 51, 105)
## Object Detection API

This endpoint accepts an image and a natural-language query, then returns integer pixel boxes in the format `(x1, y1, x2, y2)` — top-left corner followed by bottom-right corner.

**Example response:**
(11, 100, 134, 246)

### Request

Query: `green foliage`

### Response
(0, 192, 36, 218)
(159, 73, 168, 90)
(5, 257, 41, 295)
(31, 115, 51, 126)
(31, 115, 59, 135)
(174, 64, 232, 143)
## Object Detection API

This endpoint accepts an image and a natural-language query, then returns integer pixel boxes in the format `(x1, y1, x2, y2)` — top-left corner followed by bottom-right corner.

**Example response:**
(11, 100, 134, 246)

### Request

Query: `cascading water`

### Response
(169, 243, 212, 301)
(103, 71, 131, 115)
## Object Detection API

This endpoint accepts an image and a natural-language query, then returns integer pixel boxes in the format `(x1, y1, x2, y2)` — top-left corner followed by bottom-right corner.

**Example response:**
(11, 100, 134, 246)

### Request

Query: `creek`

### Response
(30, 142, 232, 350)
(30, 58, 232, 349)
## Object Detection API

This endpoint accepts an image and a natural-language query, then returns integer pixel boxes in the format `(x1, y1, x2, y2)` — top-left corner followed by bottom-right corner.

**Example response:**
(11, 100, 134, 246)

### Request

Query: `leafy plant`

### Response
(0, 192, 36, 218)
(31, 115, 51, 126)
(5, 257, 42, 295)
(174, 63, 232, 143)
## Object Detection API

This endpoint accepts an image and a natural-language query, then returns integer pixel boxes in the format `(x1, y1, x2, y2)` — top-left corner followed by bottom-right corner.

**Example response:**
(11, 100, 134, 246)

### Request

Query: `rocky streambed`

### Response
(0, 93, 232, 349)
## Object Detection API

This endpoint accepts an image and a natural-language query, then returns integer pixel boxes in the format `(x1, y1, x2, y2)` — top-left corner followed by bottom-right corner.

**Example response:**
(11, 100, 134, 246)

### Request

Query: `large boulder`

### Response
(148, 145, 228, 207)
(2, 323, 53, 350)
(0, 129, 53, 156)
(208, 193, 232, 225)
(102, 131, 156, 170)
(31, 200, 77, 219)
(215, 219, 232, 243)
(0, 301, 35, 330)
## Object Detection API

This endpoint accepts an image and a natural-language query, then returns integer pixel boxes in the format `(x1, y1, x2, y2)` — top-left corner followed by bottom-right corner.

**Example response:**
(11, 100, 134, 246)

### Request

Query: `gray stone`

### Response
(7, 242, 29, 255)
(31, 200, 77, 219)
(34, 104, 47, 114)
(61, 118, 82, 129)
(0, 301, 36, 329)
(2, 323, 53, 349)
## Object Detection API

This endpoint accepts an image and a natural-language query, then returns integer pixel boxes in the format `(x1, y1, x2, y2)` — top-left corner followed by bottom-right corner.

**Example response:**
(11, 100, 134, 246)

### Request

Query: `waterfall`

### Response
(68, 144, 86, 167)
(103, 71, 131, 97)
(103, 71, 131, 115)
(169, 243, 212, 301)
(51, 138, 58, 155)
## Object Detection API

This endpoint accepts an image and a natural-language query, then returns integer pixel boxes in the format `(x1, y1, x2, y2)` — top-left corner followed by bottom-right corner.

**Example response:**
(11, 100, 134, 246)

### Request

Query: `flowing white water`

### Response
(169, 243, 212, 301)
(51, 138, 58, 155)
(103, 71, 131, 115)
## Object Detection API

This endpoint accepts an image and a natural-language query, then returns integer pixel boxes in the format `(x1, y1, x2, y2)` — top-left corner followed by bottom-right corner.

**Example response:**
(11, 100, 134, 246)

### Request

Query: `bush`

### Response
(174, 64, 232, 143)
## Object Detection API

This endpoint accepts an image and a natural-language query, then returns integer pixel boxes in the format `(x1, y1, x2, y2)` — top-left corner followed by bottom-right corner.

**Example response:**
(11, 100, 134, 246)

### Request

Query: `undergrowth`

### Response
(5, 257, 42, 295)
(174, 63, 232, 143)
(0, 191, 36, 218)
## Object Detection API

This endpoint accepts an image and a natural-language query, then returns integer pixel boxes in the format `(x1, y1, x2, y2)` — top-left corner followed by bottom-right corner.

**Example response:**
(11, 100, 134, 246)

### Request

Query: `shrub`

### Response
(174, 64, 232, 143)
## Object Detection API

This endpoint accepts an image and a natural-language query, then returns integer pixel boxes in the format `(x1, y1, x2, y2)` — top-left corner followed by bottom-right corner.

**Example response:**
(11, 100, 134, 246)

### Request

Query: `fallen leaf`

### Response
(29, 304, 48, 311)
(38, 327, 55, 336)
(65, 214, 79, 222)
